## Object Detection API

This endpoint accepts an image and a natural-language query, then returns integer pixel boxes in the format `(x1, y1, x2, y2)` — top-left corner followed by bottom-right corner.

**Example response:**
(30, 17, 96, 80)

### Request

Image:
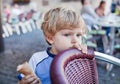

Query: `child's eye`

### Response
(76, 34, 81, 37)
(64, 34, 70, 36)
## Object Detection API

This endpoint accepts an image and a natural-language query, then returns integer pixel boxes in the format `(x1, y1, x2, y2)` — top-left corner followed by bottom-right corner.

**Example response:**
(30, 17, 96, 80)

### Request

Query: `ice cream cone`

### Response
(17, 62, 34, 76)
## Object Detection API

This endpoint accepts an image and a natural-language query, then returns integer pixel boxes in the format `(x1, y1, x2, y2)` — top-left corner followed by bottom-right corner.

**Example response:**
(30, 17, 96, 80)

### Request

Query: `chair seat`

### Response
(87, 41, 97, 48)
(114, 44, 120, 49)
(89, 30, 106, 35)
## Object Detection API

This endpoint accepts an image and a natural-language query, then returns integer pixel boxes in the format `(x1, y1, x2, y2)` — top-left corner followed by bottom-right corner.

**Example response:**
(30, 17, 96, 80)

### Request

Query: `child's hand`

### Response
(73, 44, 87, 54)
(18, 74, 41, 84)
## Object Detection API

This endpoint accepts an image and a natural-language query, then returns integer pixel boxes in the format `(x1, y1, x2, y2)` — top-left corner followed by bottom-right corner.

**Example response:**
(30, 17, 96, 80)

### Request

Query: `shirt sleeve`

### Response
(28, 54, 37, 72)
(28, 51, 49, 72)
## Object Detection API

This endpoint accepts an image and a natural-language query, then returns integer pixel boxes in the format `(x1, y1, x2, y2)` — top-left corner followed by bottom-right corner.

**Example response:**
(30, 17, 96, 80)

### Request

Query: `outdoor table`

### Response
(96, 13, 120, 71)
(96, 14, 120, 55)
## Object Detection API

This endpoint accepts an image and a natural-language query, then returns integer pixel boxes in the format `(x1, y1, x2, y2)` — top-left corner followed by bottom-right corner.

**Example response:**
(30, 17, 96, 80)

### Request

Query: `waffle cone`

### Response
(17, 62, 34, 76)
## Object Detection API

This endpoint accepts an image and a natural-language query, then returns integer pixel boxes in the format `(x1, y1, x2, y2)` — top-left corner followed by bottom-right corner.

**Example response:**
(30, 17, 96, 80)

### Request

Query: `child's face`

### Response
(49, 28, 84, 55)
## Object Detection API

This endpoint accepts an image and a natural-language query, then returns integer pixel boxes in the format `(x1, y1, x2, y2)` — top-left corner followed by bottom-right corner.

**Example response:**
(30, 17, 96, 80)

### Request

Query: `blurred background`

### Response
(0, 0, 120, 84)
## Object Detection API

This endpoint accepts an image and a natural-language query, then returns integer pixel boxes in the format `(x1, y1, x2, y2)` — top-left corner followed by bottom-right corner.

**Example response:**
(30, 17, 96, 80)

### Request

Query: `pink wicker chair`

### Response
(50, 48, 99, 84)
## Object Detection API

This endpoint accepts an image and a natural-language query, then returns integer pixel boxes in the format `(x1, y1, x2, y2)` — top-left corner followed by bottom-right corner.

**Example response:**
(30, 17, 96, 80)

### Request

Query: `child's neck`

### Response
(50, 48, 58, 55)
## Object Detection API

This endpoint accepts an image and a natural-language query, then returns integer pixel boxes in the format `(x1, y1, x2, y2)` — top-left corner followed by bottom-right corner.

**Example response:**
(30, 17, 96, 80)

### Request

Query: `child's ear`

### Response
(45, 34, 54, 44)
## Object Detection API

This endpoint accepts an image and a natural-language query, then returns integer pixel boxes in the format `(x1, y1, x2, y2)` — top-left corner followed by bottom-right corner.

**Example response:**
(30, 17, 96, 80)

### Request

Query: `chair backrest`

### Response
(50, 48, 99, 84)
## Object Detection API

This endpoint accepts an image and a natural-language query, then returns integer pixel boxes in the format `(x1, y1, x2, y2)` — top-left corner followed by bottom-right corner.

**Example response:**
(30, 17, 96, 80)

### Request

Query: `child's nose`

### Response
(71, 36, 77, 44)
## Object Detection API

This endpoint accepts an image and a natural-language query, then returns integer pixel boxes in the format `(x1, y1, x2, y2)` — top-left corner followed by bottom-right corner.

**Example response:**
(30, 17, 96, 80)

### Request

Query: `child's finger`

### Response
(31, 78, 41, 84)
(24, 74, 34, 80)
(73, 44, 82, 50)
(22, 74, 37, 83)
(73, 44, 87, 54)
(81, 44, 87, 54)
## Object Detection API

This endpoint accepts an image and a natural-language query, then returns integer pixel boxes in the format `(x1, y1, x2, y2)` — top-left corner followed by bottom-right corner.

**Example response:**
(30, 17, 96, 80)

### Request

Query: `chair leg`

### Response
(106, 63, 113, 72)
(102, 35, 109, 53)
(30, 19, 36, 30)
(2, 25, 10, 37)
(36, 19, 41, 29)
(13, 24, 21, 35)
(6, 23, 13, 36)
(19, 22, 28, 34)
(25, 21, 32, 32)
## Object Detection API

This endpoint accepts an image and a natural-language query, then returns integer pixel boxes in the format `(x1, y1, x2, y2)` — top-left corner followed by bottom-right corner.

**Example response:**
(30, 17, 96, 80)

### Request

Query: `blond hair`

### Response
(41, 6, 87, 36)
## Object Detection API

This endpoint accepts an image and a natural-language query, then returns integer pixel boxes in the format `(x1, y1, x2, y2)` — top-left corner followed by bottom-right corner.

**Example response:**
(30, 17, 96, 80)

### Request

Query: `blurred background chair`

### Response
(50, 48, 99, 84)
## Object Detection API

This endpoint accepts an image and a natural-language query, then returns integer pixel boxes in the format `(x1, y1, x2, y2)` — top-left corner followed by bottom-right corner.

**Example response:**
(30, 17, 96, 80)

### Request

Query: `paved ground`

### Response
(0, 29, 48, 84)
(0, 29, 120, 84)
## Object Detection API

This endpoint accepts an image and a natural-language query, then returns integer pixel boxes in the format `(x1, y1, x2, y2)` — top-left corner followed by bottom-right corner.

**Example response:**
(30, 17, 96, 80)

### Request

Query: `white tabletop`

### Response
(96, 14, 120, 27)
